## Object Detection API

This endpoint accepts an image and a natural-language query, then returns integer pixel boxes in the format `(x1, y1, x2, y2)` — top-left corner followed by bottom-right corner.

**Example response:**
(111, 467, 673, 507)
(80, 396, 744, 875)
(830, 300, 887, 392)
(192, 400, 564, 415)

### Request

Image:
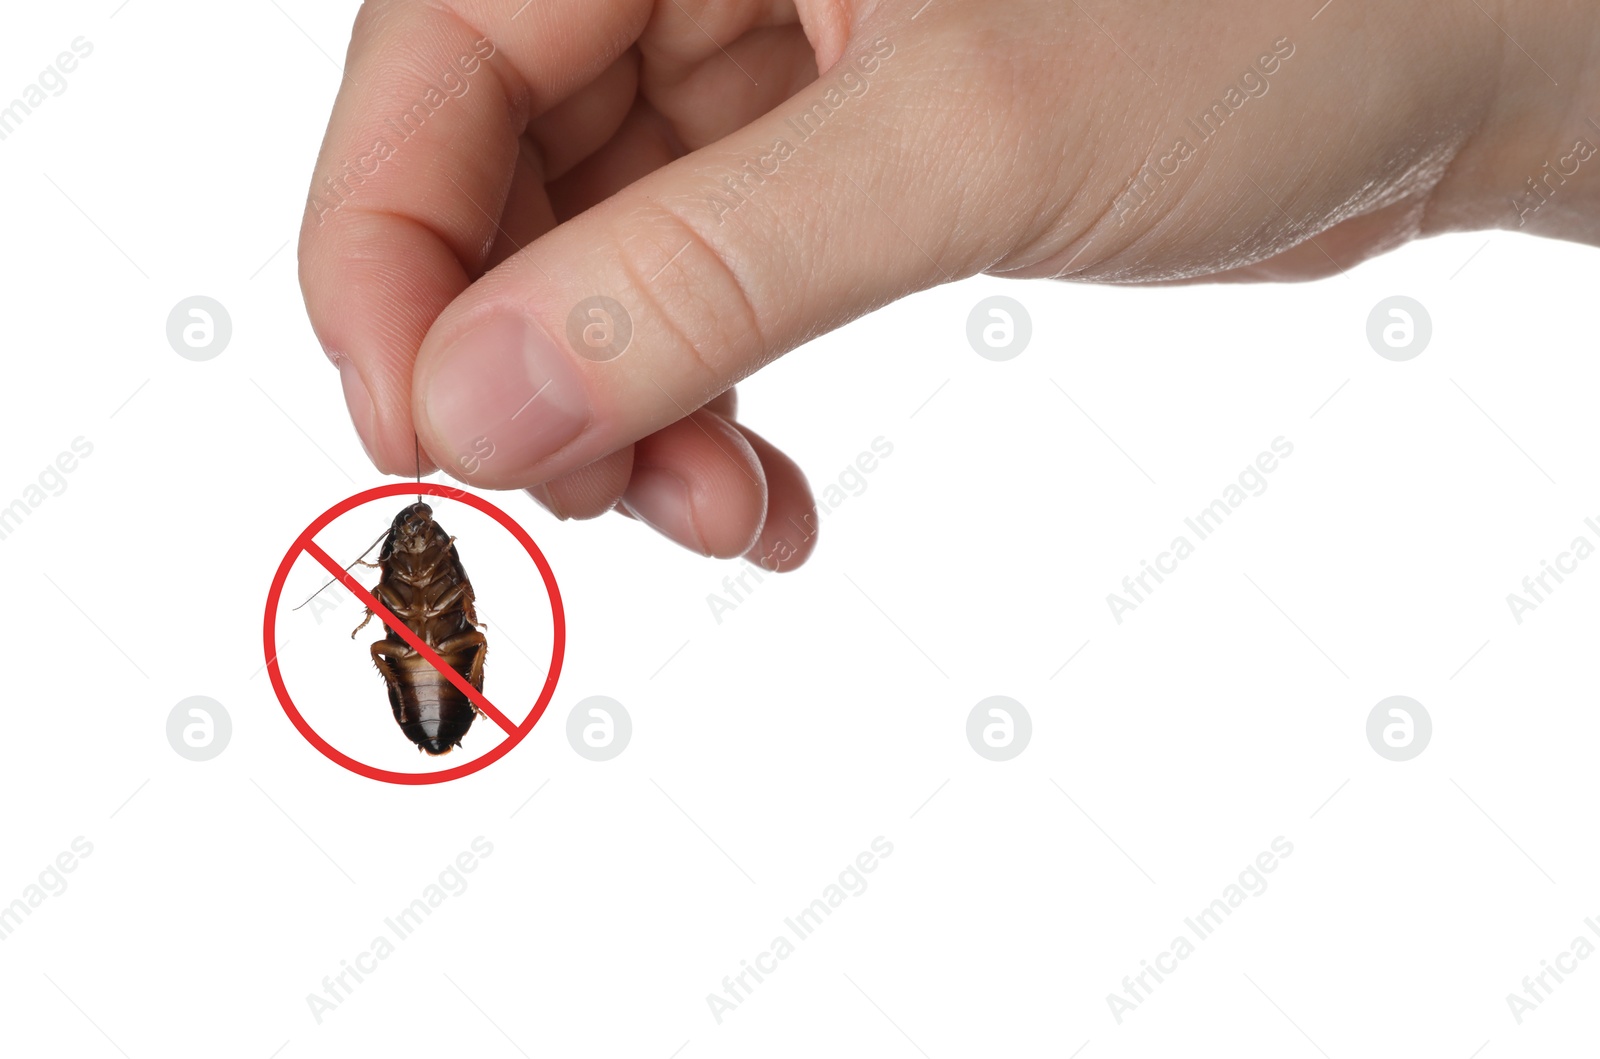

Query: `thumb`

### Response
(412, 25, 1020, 488)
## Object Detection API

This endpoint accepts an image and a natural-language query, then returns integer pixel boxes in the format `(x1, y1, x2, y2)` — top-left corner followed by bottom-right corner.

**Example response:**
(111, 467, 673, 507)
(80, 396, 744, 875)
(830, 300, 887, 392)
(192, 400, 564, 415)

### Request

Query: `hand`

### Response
(298, 0, 1599, 569)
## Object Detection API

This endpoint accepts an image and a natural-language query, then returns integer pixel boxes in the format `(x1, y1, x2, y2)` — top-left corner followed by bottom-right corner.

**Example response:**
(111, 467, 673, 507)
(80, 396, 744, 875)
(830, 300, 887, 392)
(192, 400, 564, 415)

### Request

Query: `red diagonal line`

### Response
(305, 540, 517, 736)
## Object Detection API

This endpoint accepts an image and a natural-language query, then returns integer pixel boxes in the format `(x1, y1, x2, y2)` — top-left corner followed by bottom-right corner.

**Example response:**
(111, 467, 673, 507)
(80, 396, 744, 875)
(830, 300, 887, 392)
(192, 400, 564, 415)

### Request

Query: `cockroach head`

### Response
(389, 501, 444, 554)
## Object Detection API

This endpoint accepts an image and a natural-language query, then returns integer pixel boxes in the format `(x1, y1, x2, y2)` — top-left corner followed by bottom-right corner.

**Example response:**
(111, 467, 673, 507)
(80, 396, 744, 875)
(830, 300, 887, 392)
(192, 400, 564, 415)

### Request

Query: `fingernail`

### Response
(620, 466, 709, 556)
(423, 314, 589, 479)
(337, 359, 379, 463)
(526, 484, 567, 521)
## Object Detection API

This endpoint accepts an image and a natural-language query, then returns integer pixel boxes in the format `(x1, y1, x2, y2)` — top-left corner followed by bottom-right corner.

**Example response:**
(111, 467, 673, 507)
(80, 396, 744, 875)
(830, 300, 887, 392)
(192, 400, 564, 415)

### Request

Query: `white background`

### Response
(2, 2, 1598, 1056)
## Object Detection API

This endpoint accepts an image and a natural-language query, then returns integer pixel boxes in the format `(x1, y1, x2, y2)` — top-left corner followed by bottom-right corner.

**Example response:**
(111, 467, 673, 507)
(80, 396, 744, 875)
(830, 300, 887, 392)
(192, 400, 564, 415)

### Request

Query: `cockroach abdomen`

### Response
(386, 653, 478, 755)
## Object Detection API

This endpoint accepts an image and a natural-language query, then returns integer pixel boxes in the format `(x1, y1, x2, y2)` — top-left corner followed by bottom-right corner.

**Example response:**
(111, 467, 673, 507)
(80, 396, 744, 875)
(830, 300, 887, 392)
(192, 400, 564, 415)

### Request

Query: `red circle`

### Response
(263, 483, 565, 784)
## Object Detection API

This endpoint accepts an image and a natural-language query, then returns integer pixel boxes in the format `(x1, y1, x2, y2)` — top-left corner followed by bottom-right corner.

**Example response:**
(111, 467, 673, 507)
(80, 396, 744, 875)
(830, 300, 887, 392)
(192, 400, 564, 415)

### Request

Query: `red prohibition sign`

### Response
(263, 482, 565, 785)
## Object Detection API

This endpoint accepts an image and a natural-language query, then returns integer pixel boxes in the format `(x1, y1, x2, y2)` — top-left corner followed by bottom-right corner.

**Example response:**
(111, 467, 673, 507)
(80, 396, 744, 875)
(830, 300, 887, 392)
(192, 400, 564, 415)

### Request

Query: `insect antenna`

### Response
(415, 433, 422, 504)
(291, 528, 388, 611)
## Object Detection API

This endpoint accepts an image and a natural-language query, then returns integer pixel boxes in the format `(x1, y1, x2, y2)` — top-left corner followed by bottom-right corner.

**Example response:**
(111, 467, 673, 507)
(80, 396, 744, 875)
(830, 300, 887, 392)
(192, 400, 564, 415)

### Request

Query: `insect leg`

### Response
(421, 580, 470, 618)
(370, 640, 403, 685)
(436, 629, 488, 716)
(350, 583, 404, 639)
(412, 563, 483, 629)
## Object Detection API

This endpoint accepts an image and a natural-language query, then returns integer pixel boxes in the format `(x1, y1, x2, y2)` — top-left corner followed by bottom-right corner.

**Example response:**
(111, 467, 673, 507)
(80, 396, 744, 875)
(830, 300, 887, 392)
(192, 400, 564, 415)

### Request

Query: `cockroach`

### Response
(346, 501, 488, 755)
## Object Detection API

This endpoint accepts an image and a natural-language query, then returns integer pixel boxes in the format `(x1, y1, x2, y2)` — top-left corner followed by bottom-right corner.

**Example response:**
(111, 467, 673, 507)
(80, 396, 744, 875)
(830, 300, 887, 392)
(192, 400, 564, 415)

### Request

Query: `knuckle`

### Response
(605, 201, 768, 394)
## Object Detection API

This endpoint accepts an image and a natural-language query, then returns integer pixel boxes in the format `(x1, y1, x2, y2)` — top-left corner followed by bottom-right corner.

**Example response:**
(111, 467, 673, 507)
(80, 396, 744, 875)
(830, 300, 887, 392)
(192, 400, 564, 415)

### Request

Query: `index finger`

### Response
(297, 0, 650, 474)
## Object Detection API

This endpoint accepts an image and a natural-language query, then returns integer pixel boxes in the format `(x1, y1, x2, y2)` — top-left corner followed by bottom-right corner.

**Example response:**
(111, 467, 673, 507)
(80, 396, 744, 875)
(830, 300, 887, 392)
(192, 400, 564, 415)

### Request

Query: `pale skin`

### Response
(298, 0, 1600, 570)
